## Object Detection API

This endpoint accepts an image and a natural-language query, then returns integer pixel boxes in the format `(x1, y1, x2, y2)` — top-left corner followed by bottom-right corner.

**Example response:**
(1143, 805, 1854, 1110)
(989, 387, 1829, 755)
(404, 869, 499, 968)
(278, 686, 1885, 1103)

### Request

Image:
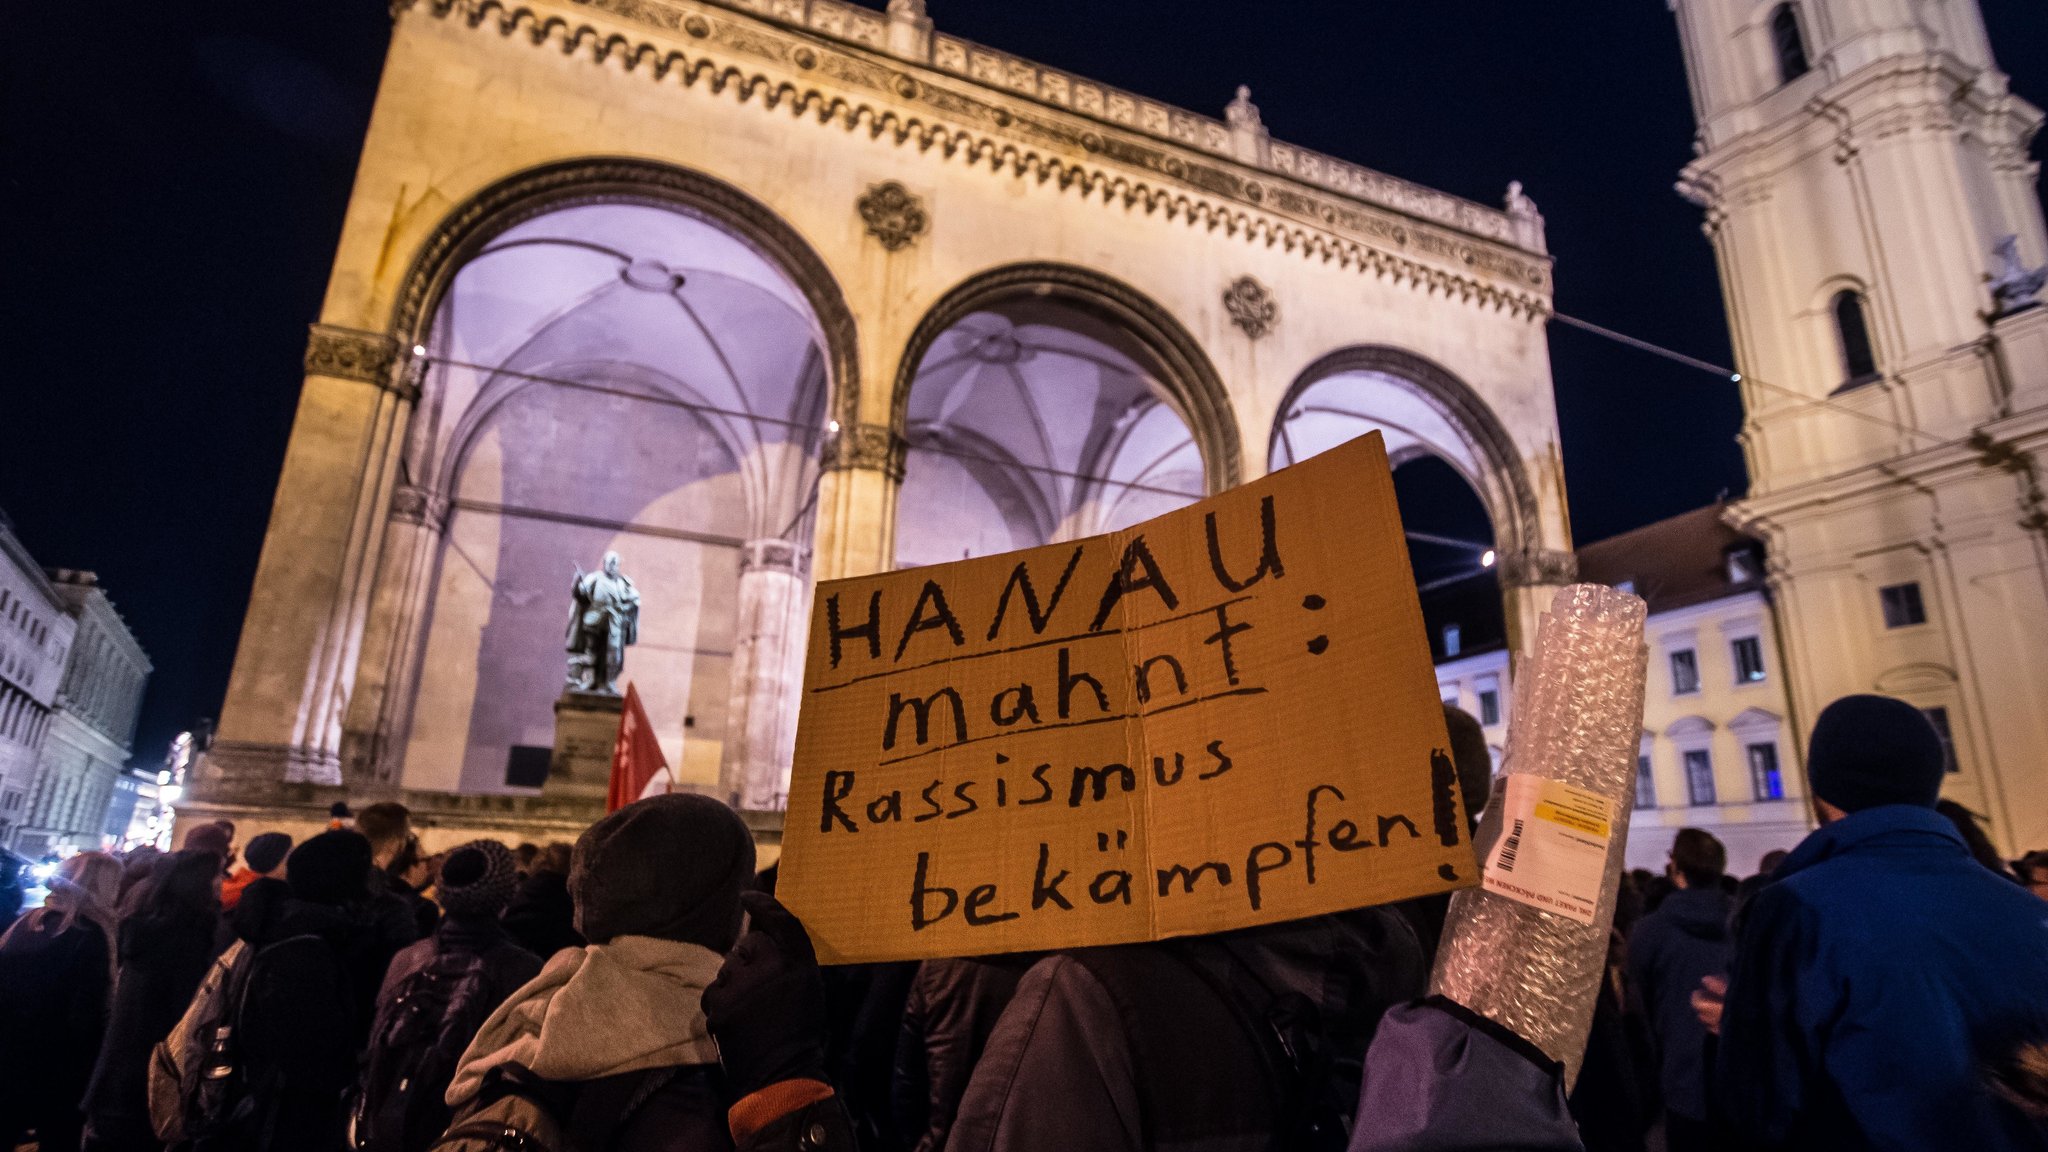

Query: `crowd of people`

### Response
(0, 693, 2041, 1152)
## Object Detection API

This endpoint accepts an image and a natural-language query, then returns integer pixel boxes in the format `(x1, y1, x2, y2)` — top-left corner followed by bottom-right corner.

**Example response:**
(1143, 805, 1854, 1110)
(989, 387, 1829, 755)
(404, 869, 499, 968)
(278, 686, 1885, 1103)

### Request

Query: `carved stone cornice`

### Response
(389, 483, 452, 531)
(305, 324, 401, 389)
(1495, 547, 1579, 589)
(390, 0, 1552, 318)
(823, 422, 908, 480)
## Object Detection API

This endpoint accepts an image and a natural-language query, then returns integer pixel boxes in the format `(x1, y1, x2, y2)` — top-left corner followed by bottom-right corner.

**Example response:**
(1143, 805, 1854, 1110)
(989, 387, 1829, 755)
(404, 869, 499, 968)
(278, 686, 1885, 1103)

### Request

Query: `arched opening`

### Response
(1771, 3, 1812, 86)
(397, 197, 835, 809)
(1271, 350, 1540, 738)
(891, 267, 1233, 568)
(1831, 288, 1879, 388)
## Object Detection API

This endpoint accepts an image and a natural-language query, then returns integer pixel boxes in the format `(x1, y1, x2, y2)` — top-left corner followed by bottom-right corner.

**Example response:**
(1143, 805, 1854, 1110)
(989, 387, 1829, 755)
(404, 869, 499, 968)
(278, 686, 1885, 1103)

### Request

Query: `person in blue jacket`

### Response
(1627, 828, 1734, 1152)
(1712, 694, 2048, 1151)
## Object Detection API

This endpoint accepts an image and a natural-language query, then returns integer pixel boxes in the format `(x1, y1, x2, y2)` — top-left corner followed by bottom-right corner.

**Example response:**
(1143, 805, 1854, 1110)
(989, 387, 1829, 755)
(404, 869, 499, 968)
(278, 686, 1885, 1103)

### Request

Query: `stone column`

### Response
(720, 539, 809, 811)
(201, 325, 414, 790)
(811, 423, 905, 581)
(340, 481, 450, 786)
(1497, 547, 1579, 671)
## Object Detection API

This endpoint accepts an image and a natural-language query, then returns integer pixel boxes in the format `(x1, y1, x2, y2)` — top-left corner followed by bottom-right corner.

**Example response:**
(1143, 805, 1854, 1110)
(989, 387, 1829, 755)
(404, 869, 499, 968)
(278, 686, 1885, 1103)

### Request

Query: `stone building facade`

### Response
(1427, 507, 1808, 875)
(0, 514, 76, 849)
(1672, 0, 2048, 851)
(15, 572, 152, 857)
(1578, 508, 1807, 875)
(191, 0, 1577, 843)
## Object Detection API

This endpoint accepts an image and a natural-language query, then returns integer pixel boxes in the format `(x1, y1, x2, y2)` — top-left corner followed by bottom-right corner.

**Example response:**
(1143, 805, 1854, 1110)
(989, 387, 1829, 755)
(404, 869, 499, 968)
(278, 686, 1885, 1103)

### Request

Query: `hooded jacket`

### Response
(448, 934, 724, 1104)
(1716, 805, 2048, 1151)
(1625, 883, 1732, 1122)
(440, 934, 729, 1151)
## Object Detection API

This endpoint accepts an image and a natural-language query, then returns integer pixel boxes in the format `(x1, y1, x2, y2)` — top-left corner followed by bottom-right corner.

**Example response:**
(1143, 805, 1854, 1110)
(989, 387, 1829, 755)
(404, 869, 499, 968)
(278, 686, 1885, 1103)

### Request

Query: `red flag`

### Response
(608, 682, 670, 813)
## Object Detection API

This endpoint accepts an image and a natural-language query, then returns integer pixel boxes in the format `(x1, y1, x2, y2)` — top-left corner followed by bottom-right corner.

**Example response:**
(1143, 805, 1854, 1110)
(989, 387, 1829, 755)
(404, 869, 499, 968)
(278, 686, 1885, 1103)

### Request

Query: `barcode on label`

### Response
(1498, 818, 1525, 873)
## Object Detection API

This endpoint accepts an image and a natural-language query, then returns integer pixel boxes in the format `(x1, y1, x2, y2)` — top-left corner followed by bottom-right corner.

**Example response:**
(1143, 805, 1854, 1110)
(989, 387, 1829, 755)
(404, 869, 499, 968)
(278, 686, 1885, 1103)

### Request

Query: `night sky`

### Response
(3, 1, 2044, 764)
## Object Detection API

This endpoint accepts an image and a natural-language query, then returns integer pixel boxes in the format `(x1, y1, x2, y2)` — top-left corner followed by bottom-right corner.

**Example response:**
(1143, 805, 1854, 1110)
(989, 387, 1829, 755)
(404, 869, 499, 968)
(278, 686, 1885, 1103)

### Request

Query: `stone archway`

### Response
(891, 262, 1242, 495)
(391, 156, 863, 432)
(1270, 346, 1570, 669)
(345, 160, 861, 807)
(1272, 346, 1543, 567)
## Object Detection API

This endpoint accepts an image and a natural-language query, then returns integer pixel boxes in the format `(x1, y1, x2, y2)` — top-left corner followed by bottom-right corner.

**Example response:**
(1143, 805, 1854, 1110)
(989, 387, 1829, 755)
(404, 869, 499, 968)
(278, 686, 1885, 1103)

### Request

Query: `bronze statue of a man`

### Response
(566, 550, 640, 694)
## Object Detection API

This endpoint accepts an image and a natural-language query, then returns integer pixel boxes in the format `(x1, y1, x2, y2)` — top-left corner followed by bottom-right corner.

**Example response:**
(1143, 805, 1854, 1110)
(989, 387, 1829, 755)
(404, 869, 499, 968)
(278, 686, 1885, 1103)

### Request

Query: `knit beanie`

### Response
(571, 793, 756, 950)
(1806, 694, 1945, 813)
(438, 840, 518, 920)
(287, 830, 374, 906)
(183, 822, 233, 861)
(243, 833, 293, 875)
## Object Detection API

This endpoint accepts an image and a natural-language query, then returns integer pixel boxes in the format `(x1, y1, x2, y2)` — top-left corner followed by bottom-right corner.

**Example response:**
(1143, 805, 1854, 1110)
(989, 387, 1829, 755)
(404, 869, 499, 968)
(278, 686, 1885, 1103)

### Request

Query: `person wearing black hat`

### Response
(228, 830, 410, 1151)
(359, 841, 542, 1152)
(1709, 694, 2048, 1151)
(441, 795, 854, 1151)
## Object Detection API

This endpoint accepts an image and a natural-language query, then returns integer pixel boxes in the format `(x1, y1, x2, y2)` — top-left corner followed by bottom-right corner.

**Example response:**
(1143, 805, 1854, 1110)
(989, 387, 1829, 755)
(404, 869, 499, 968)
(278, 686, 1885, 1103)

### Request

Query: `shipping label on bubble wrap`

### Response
(1481, 774, 1615, 925)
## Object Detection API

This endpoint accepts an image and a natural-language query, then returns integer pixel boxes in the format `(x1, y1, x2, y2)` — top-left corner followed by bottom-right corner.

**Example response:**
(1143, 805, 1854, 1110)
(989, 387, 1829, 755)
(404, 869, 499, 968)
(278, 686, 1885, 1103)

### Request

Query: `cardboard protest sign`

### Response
(778, 432, 1475, 964)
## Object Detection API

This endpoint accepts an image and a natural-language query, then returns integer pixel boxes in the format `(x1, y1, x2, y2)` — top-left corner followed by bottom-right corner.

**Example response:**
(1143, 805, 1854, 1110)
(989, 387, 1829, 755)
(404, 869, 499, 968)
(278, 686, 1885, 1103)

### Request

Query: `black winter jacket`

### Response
(0, 915, 113, 1150)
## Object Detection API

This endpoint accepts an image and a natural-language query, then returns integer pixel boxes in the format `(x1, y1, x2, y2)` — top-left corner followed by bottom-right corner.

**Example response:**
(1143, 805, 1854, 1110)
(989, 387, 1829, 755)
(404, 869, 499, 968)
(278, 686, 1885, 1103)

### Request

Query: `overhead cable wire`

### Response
(1549, 311, 1959, 450)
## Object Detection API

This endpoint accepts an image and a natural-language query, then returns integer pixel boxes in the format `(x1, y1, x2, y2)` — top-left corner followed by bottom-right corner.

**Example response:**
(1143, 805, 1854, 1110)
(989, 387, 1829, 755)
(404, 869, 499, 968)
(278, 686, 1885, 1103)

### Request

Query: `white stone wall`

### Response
(1674, 0, 2048, 852)
(19, 578, 153, 853)
(0, 526, 76, 848)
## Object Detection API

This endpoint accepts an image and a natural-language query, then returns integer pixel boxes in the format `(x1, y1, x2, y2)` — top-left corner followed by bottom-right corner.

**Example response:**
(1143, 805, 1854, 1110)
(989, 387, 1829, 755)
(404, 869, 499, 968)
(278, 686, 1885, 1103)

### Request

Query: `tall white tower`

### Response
(1670, 0, 2048, 849)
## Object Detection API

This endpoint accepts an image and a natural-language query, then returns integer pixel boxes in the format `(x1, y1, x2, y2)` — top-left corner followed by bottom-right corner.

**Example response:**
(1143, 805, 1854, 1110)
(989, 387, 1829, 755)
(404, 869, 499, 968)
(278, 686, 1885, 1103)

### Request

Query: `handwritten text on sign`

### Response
(778, 433, 1474, 964)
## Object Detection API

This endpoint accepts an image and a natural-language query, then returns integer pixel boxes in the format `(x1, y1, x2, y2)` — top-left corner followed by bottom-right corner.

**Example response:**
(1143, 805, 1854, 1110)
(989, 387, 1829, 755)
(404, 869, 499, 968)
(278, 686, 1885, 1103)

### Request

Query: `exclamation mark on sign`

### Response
(1430, 748, 1462, 881)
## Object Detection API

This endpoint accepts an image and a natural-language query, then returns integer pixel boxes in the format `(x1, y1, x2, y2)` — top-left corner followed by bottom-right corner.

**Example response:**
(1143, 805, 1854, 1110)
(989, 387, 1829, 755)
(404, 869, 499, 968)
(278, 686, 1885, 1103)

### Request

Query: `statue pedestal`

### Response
(550, 691, 623, 799)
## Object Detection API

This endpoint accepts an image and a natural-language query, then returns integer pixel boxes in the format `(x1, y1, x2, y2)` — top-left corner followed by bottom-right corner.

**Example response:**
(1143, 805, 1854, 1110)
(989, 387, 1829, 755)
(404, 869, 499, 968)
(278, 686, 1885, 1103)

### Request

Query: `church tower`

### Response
(1671, 0, 2048, 849)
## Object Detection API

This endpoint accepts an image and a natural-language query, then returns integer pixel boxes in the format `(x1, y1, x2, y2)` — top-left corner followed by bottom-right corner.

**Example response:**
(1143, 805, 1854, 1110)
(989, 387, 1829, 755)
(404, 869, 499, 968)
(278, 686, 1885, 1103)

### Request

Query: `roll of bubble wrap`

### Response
(1428, 583, 1648, 1084)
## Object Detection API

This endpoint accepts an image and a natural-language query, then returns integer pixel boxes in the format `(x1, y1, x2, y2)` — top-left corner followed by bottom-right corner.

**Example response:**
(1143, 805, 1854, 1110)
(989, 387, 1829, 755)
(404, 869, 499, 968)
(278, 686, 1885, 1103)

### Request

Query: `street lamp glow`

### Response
(1480, 549, 1497, 569)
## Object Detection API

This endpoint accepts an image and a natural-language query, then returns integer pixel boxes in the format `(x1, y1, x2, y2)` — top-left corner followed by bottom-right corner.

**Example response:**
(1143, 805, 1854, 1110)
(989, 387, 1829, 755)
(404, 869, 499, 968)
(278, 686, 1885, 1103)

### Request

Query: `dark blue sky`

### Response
(2, 1, 2044, 763)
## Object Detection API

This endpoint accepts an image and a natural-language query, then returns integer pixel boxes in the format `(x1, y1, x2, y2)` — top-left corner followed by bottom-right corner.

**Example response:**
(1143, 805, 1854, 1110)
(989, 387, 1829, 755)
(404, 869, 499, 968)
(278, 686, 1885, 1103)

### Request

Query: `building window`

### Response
(1684, 749, 1717, 806)
(1748, 742, 1785, 800)
(1636, 753, 1658, 810)
(1477, 677, 1501, 727)
(1879, 582, 1927, 628)
(1772, 3, 1811, 85)
(1670, 649, 1701, 695)
(1833, 290, 1879, 385)
(1922, 707, 1959, 773)
(1732, 636, 1767, 682)
(1442, 624, 1462, 658)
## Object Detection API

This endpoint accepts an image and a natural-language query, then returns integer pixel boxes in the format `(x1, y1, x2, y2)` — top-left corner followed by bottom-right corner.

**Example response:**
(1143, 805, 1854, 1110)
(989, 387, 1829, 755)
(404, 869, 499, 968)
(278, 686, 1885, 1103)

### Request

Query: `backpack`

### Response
(1070, 942, 1349, 1152)
(174, 934, 342, 1152)
(427, 1064, 676, 1152)
(151, 941, 245, 1144)
(354, 949, 501, 1152)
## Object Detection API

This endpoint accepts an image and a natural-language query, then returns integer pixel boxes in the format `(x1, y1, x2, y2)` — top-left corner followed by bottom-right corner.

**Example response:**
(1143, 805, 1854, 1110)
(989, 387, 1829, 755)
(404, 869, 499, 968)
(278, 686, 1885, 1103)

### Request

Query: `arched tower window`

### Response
(1771, 4, 1812, 85)
(1833, 289, 1879, 385)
